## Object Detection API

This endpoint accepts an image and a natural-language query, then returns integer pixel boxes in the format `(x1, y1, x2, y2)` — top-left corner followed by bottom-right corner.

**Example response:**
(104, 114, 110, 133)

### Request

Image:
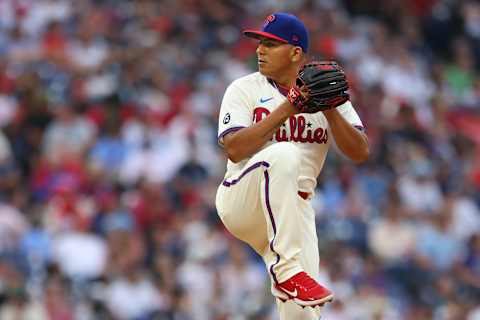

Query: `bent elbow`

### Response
(227, 152, 241, 163)
(225, 146, 242, 163)
(352, 147, 370, 164)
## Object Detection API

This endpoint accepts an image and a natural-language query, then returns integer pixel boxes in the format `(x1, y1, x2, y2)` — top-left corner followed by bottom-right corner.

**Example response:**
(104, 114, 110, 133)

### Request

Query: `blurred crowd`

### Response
(0, 0, 479, 319)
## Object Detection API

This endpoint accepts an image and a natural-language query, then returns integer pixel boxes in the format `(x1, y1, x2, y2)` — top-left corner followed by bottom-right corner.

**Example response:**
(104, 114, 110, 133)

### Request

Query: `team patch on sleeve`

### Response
(223, 113, 231, 124)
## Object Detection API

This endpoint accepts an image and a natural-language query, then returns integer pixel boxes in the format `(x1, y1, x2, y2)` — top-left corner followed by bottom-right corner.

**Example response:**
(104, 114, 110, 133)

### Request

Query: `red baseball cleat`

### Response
(273, 271, 334, 307)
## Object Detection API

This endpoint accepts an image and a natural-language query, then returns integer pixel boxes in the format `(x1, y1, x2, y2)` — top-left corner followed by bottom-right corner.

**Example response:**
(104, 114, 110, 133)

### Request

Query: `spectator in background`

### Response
(0, 198, 29, 263)
(0, 287, 48, 320)
(414, 213, 463, 272)
(88, 117, 127, 181)
(105, 262, 165, 319)
(42, 105, 97, 163)
(397, 145, 444, 215)
(455, 233, 480, 304)
(216, 242, 267, 317)
(0, 263, 49, 320)
(42, 274, 74, 320)
(368, 202, 416, 266)
(51, 220, 108, 281)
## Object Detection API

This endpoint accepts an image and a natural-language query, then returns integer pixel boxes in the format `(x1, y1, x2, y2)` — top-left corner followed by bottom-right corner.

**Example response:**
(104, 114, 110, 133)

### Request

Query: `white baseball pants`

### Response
(216, 142, 321, 319)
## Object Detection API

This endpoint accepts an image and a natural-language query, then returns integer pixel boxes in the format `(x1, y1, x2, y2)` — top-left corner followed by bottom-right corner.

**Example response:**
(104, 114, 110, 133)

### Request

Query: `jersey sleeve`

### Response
(217, 82, 254, 146)
(336, 100, 365, 132)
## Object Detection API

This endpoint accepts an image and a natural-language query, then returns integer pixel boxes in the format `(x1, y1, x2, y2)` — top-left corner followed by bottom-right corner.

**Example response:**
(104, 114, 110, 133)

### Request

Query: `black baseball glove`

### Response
(287, 61, 349, 113)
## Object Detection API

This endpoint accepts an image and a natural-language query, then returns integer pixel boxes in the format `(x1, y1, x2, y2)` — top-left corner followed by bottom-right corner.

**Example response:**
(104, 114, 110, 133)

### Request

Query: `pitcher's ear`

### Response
(291, 46, 303, 62)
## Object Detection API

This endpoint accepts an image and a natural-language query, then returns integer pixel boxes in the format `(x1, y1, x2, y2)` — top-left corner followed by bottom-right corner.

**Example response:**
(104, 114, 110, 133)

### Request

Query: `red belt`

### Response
(298, 191, 309, 200)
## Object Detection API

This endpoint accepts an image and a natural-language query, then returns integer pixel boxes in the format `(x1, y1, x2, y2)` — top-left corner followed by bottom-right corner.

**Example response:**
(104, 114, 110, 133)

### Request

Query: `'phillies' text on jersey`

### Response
(253, 107, 328, 144)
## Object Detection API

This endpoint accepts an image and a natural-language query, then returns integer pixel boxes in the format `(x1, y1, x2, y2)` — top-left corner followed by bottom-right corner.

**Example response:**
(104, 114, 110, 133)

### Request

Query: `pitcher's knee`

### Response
(265, 142, 301, 173)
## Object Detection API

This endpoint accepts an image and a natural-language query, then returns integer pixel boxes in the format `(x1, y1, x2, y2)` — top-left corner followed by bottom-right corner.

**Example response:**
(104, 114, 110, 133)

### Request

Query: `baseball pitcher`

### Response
(215, 12, 369, 320)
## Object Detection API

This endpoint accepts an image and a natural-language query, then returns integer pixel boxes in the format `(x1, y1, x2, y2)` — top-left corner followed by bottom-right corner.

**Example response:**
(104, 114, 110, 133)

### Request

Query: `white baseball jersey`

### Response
(218, 71, 364, 195)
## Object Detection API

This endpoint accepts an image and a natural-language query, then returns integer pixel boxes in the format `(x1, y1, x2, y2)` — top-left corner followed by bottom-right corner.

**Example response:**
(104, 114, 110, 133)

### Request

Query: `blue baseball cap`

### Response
(243, 13, 309, 53)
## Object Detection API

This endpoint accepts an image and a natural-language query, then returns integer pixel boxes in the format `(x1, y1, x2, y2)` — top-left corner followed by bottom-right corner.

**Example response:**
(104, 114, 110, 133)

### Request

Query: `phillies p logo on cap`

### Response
(263, 14, 276, 28)
(243, 12, 309, 53)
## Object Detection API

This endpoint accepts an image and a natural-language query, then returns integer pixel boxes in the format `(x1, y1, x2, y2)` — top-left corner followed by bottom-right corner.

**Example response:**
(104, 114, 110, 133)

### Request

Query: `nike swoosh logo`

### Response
(260, 97, 274, 103)
(282, 288, 298, 297)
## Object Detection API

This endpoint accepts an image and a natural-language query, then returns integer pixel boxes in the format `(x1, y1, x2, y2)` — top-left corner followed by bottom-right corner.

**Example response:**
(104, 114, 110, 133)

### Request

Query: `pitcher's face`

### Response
(256, 38, 299, 79)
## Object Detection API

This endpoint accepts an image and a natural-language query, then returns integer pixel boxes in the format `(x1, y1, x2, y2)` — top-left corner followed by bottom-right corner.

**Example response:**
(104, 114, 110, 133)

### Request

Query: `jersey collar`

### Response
(267, 78, 289, 97)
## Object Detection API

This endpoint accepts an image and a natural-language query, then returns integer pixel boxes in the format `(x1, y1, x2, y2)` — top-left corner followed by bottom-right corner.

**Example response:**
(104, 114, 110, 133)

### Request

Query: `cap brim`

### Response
(243, 30, 289, 43)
